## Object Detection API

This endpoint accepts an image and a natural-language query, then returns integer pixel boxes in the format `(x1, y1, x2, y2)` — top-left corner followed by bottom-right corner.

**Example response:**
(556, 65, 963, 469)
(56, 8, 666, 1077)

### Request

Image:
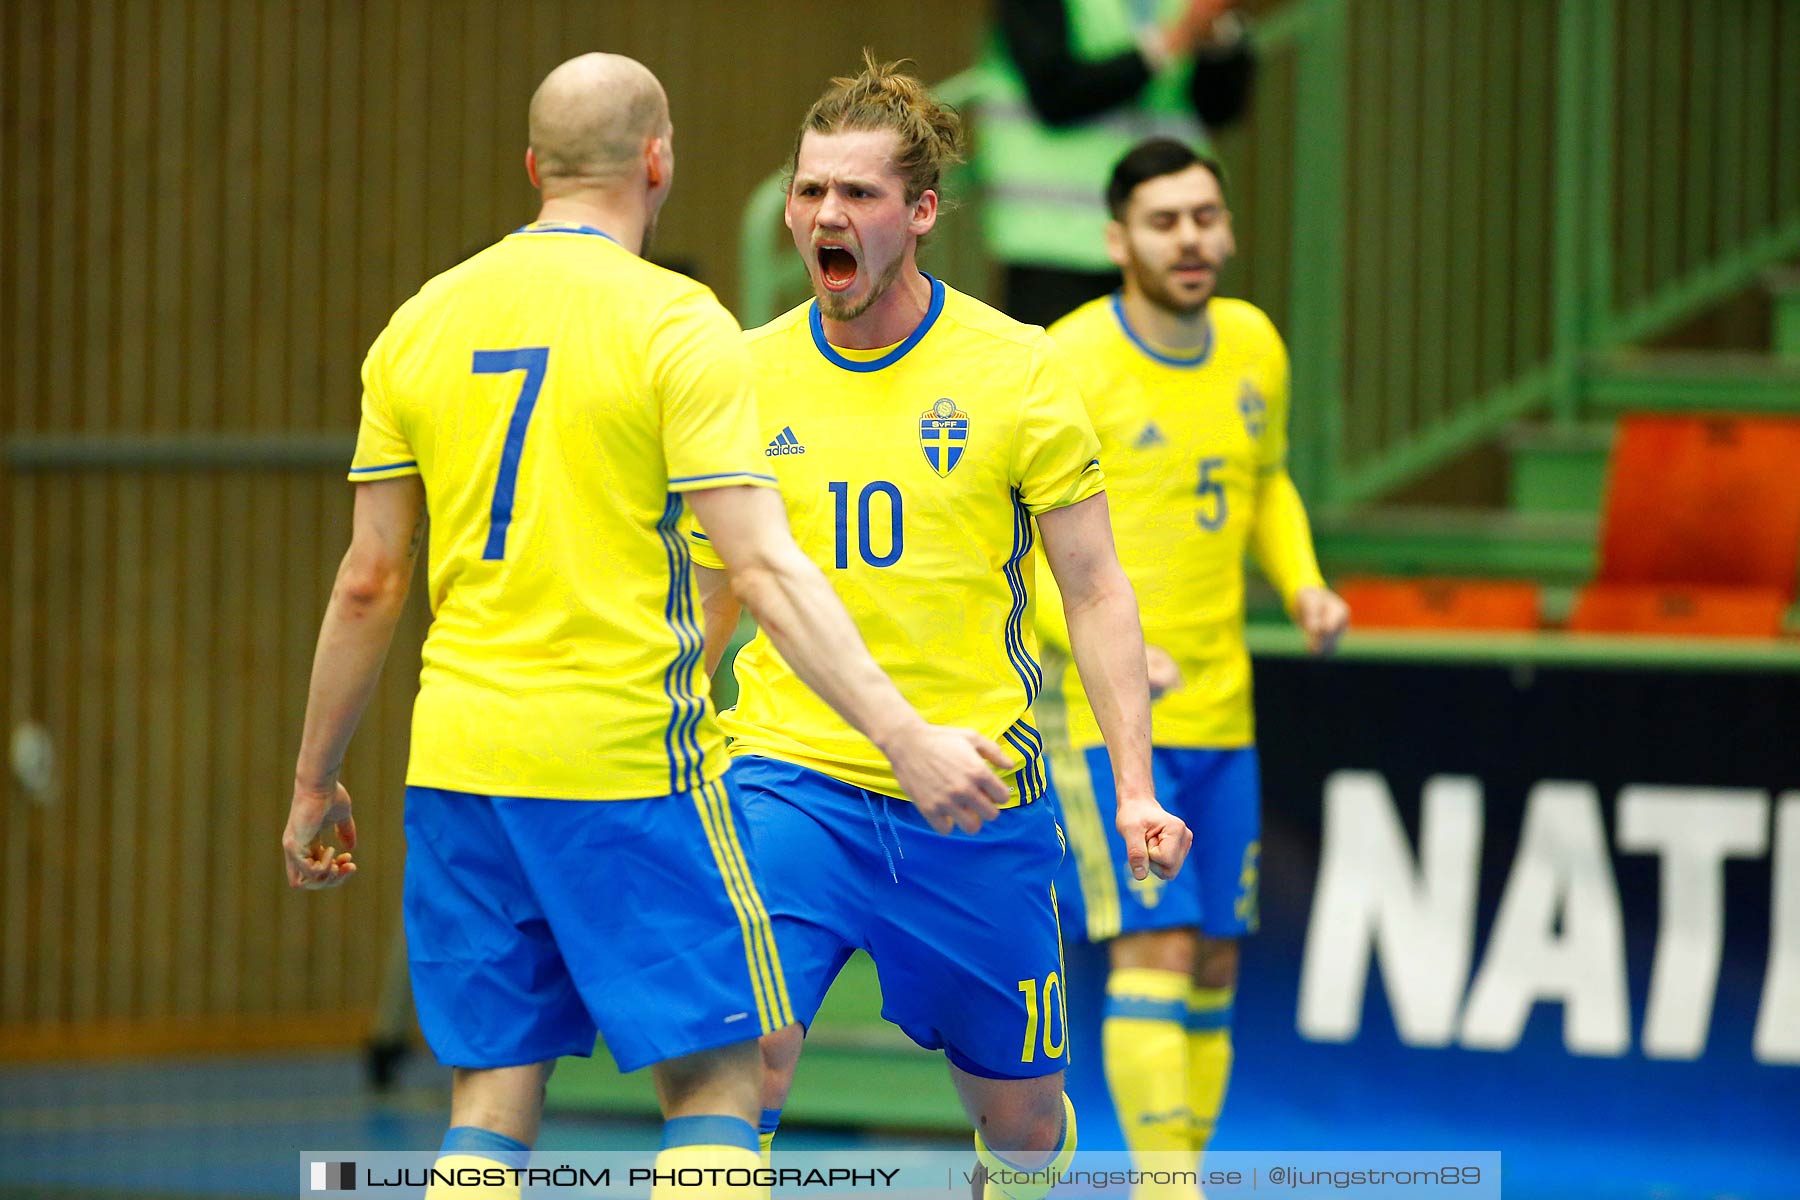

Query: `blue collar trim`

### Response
(513, 222, 620, 244)
(809, 274, 945, 373)
(1110, 292, 1212, 368)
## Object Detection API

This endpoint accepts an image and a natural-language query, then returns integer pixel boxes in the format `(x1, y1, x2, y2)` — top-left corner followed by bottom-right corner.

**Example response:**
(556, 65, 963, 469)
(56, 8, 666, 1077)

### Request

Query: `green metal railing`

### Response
(736, 0, 1800, 507)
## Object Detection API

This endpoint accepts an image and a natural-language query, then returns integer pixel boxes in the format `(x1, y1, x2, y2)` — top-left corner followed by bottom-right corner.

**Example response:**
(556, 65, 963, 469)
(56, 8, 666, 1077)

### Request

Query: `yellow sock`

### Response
(1186, 985, 1236, 1167)
(1103, 968, 1193, 1150)
(975, 1093, 1076, 1200)
(651, 1116, 763, 1200)
(757, 1106, 781, 1169)
(423, 1153, 521, 1199)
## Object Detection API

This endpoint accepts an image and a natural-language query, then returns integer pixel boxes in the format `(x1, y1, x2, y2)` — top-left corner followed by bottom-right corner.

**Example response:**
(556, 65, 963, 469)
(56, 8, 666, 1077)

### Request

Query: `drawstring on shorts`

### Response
(860, 789, 906, 882)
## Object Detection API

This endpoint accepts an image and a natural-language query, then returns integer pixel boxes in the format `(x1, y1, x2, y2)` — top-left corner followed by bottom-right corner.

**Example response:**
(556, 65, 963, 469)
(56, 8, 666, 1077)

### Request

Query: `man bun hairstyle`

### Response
(1106, 137, 1228, 218)
(793, 50, 965, 203)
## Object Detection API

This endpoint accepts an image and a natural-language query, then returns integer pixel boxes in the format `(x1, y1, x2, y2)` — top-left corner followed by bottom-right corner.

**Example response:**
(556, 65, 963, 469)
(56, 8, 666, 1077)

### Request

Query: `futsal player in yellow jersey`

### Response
(1037, 139, 1350, 1192)
(278, 54, 1014, 1200)
(686, 58, 1191, 1200)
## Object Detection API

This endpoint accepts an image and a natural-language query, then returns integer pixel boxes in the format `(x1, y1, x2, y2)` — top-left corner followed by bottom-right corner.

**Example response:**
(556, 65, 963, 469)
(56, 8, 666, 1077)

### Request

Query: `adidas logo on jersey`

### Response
(1134, 422, 1168, 449)
(765, 426, 806, 456)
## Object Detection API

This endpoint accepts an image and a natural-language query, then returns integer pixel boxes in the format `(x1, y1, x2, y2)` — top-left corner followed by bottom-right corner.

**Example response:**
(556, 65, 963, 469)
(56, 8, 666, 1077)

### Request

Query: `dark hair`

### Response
(791, 50, 965, 204)
(1105, 138, 1227, 218)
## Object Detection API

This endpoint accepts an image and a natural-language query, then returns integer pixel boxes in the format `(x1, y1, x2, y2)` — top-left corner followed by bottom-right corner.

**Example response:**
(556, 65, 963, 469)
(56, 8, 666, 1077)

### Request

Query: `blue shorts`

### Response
(1050, 746, 1261, 942)
(403, 778, 793, 1073)
(731, 756, 1071, 1080)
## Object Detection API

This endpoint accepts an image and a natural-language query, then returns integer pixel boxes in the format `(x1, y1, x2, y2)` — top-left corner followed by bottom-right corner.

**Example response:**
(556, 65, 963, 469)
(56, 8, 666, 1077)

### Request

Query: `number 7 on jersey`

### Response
(472, 347, 550, 561)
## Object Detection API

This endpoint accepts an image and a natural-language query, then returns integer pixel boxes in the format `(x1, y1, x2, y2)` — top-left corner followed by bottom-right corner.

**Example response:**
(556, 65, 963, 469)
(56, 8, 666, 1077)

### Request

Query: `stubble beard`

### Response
(816, 252, 905, 323)
(1126, 246, 1212, 317)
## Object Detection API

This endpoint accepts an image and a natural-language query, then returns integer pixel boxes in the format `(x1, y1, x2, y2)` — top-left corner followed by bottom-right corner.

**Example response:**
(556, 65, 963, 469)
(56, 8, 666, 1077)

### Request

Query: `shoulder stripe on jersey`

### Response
(656, 495, 707, 795)
(349, 460, 417, 474)
(999, 489, 1047, 805)
(670, 471, 779, 486)
(1002, 724, 1045, 805)
(808, 274, 946, 373)
(1001, 491, 1044, 700)
(673, 517, 709, 792)
(1109, 292, 1213, 369)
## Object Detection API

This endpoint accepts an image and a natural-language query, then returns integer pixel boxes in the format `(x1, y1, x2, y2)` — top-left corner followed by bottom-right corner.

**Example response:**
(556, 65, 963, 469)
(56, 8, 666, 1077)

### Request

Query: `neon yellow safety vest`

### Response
(975, 0, 1214, 272)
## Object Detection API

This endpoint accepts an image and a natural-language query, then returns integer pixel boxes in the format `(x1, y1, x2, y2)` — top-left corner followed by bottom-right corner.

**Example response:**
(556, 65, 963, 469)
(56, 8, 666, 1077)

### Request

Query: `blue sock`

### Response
(660, 1114, 759, 1152)
(441, 1125, 531, 1170)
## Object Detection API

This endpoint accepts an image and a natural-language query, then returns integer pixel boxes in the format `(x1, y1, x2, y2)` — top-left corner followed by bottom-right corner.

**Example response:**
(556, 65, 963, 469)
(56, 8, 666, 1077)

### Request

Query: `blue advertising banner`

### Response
(1062, 655, 1800, 1200)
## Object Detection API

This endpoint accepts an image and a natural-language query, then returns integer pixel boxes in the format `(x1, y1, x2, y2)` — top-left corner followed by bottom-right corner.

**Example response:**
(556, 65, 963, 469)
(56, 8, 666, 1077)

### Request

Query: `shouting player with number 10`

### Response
(282, 53, 1020, 1200)
(688, 55, 1191, 1198)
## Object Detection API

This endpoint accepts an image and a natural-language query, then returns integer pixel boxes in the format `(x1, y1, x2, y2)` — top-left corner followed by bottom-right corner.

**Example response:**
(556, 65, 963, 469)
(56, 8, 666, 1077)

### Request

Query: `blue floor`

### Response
(0, 1053, 936, 1200)
(6, 1038, 1792, 1199)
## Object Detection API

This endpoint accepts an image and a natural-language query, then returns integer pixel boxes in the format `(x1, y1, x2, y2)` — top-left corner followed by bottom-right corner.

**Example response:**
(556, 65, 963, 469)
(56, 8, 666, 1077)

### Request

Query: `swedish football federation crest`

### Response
(1127, 871, 1166, 908)
(919, 398, 968, 477)
(1238, 380, 1268, 440)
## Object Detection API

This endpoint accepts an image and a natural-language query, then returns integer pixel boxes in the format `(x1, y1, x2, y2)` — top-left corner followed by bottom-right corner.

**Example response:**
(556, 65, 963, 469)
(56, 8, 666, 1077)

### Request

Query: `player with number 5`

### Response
(687, 55, 1190, 1199)
(1036, 140, 1350, 1198)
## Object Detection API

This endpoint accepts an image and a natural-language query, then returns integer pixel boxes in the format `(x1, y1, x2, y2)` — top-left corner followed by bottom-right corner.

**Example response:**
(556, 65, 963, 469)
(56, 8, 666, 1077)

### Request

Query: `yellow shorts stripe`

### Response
(697, 778, 787, 1030)
(689, 785, 780, 1032)
(1051, 878, 1070, 1058)
(1037, 668, 1122, 941)
(703, 777, 794, 1027)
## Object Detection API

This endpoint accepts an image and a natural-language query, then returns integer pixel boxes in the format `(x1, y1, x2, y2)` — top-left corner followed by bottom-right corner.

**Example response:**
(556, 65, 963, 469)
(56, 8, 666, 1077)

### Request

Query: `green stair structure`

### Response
(1584, 351, 1800, 415)
(1504, 423, 1613, 518)
(1319, 262, 1800, 589)
(1771, 268, 1800, 365)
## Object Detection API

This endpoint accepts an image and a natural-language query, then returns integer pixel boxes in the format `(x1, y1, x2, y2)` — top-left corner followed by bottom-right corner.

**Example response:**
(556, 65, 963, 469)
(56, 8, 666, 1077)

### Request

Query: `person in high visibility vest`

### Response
(975, 0, 1256, 328)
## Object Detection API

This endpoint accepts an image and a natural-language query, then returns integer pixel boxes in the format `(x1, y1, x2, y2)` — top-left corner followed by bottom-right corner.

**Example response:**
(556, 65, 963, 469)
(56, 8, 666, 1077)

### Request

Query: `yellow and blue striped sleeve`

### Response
(347, 323, 421, 483)
(682, 508, 727, 571)
(654, 289, 779, 495)
(1012, 340, 1105, 516)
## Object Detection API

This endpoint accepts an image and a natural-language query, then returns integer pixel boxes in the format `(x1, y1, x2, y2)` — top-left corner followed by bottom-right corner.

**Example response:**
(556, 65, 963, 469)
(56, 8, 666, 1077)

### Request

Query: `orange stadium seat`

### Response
(1572, 414, 1800, 637)
(1594, 415, 1800, 591)
(1336, 576, 1542, 632)
(1568, 583, 1790, 637)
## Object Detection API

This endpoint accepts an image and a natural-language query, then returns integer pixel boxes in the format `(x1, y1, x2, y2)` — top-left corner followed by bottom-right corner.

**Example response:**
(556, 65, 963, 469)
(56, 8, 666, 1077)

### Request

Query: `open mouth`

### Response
(816, 244, 859, 292)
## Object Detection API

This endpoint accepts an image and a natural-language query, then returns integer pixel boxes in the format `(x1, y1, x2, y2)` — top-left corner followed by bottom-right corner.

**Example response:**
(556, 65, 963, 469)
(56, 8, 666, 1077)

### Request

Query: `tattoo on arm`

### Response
(407, 515, 425, 560)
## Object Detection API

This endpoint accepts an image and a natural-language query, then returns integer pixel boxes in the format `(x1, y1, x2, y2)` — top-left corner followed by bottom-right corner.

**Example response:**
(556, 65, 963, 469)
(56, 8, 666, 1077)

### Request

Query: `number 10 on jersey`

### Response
(1017, 972, 1067, 1063)
(828, 481, 904, 569)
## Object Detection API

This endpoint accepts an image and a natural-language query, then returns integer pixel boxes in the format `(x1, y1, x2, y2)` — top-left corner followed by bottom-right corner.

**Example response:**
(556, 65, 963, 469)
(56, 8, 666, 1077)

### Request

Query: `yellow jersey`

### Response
(1038, 294, 1322, 748)
(349, 222, 774, 800)
(689, 277, 1104, 804)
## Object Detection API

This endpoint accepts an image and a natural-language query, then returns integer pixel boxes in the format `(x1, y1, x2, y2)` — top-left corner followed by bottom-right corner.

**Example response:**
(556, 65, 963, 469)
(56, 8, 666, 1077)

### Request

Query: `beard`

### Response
(816, 250, 904, 323)
(1127, 251, 1214, 317)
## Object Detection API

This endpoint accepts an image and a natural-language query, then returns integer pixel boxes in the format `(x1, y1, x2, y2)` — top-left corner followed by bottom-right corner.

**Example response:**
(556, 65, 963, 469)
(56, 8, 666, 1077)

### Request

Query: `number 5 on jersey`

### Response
(472, 346, 550, 561)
